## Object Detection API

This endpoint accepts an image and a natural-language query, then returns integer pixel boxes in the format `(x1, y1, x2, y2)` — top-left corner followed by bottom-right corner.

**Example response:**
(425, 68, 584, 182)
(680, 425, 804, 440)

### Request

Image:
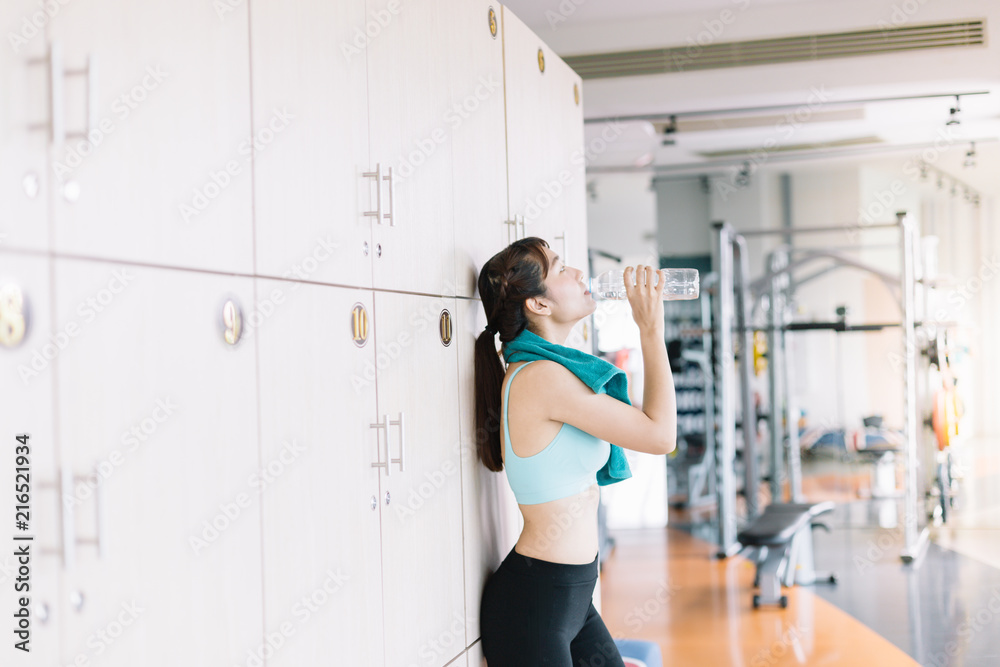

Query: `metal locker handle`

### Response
(362, 163, 383, 224)
(504, 218, 518, 245)
(73, 466, 105, 559)
(26, 42, 62, 144)
(37, 466, 76, 570)
(388, 412, 405, 473)
(555, 231, 567, 265)
(382, 166, 395, 226)
(64, 53, 98, 140)
(370, 415, 390, 476)
(518, 215, 527, 240)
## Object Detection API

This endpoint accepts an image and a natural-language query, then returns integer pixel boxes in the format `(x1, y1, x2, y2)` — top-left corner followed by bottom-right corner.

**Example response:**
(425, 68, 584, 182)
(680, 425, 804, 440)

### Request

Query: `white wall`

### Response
(586, 173, 657, 261)
(654, 176, 711, 257)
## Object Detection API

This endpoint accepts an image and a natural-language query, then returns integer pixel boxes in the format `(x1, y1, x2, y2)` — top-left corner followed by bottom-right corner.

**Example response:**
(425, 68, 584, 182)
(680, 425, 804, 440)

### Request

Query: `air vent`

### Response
(565, 20, 985, 79)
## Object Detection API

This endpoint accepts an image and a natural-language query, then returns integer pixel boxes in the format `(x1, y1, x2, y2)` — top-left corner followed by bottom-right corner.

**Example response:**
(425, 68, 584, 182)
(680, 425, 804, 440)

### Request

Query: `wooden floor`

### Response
(598, 527, 920, 666)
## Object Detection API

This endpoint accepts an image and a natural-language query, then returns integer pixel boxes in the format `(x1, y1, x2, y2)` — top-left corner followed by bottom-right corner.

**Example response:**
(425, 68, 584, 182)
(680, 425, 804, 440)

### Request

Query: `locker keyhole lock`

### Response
(62, 181, 81, 203)
(69, 590, 85, 612)
(370, 495, 377, 511)
(363, 241, 369, 257)
(34, 601, 49, 623)
(375, 243, 382, 258)
(384, 491, 391, 506)
(22, 172, 39, 199)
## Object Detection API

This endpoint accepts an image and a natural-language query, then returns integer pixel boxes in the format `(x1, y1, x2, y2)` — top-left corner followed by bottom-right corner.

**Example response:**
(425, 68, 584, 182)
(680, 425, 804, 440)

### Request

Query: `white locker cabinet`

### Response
(1, 3, 50, 252)
(0, 255, 61, 665)
(47, 1, 254, 274)
(456, 297, 521, 647)
(451, 1, 510, 298)
(256, 281, 385, 666)
(53, 260, 262, 665)
(501, 5, 585, 258)
(250, 0, 374, 290)
(501, 6, 591, 354)
(373, 291, 466, 667)
(366, 0, 458, 297)
(467, 639, 484, 667)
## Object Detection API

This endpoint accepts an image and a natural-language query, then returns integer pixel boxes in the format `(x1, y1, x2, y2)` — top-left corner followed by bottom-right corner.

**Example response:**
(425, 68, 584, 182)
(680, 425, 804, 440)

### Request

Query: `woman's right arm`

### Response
(630, 266, 678, 452)
(543, 265, 678, 455)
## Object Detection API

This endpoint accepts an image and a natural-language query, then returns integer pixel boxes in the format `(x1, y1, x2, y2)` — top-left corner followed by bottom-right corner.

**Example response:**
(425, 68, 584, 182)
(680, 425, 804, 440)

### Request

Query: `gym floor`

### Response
(599, 437, 1000, 666)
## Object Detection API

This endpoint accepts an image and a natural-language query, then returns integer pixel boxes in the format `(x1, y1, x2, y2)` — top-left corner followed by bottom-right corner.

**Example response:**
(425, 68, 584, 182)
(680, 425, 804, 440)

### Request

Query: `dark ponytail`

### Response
(474, 237, 551, 472)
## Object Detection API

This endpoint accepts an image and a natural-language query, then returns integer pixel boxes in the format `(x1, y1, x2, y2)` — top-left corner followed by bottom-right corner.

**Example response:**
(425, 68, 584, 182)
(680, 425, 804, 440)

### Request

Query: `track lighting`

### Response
(946, 95, 961, 125)
(660, 115, 677, 146)
(735, 160, 751, 187)
(963, 142, 976, 168)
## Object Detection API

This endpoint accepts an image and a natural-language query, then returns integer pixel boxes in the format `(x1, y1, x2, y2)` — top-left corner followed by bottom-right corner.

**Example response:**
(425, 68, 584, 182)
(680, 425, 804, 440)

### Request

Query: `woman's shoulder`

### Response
(507, 359, 586, 394)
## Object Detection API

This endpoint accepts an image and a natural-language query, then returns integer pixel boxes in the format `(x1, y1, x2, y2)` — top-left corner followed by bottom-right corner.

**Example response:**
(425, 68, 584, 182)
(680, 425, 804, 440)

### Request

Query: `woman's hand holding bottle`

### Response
(623, 265, 666, 337)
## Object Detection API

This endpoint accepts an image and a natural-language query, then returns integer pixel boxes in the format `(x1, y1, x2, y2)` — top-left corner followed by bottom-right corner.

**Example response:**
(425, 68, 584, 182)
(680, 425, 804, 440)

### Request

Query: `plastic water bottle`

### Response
(588, 268, 699, 301)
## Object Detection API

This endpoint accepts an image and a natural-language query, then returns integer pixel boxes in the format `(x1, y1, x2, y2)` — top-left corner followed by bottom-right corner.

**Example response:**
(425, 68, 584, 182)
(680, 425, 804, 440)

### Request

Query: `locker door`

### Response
(256, 281, 385, 666)
(0, 255, 62, 665)
(502, 7, 580, 252)
(366, 0, 458, 297)
(467, 639, 485, 667)
(450, 1, 510, 298)
(374, 292, 466, 667)
(0, 3, 49, 251)
(48, 1, 253, 273)
(455, 297, 520, 648)
(53, 260, 262, 665)
(250, 0, 374, 290)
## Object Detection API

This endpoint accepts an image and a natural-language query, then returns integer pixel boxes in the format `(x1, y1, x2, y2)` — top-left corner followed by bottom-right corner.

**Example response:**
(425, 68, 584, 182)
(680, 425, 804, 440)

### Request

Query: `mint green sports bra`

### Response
(502, 360, 611, 505)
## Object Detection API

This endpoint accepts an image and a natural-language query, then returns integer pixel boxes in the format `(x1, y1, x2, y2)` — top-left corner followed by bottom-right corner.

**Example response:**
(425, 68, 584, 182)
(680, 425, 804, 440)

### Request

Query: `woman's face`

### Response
(535, 245, 597, 324)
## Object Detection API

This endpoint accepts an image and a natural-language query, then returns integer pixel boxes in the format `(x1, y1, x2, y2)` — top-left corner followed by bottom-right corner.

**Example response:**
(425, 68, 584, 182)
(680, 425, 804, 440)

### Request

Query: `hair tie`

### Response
(484, 323, 498, 335)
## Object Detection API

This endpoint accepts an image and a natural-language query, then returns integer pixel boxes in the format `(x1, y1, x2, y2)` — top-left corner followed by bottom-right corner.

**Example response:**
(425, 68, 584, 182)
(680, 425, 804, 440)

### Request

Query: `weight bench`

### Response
(737, 502, 837, 608)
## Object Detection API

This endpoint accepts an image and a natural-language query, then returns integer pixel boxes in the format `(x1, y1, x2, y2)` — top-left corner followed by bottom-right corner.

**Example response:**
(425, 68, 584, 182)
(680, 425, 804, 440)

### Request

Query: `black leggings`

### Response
(479, 546, 626, 666)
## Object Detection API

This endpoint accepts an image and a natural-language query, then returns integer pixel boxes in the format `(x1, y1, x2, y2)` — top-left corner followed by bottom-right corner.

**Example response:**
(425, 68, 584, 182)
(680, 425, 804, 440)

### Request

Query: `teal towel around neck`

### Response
(501, 328, 633, 487)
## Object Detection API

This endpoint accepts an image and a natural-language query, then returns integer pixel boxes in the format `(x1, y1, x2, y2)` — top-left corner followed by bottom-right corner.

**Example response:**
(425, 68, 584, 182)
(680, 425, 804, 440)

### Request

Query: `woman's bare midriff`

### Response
(514, 484, 601, 564)
(503, 361, 602, 565)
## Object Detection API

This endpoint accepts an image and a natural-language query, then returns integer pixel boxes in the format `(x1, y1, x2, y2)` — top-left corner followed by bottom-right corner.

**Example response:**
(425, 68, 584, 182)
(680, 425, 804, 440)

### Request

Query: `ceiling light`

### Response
(963, 142, 976, 168)
(946, 95, 961, 125)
